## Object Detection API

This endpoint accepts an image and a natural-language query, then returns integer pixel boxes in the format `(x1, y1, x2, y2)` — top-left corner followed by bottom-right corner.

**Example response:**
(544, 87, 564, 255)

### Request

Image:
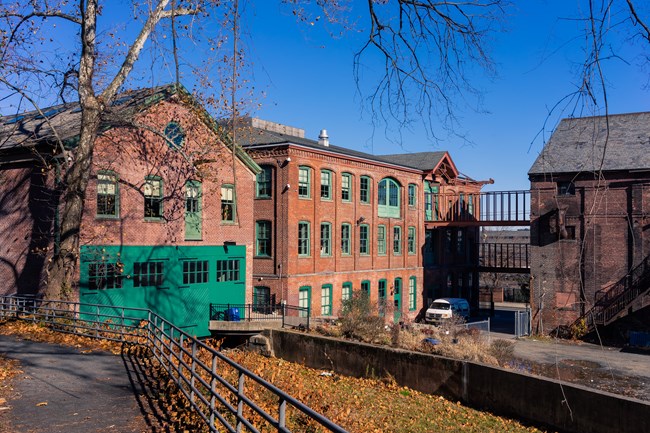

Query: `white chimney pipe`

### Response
(318, 129, 329, 147)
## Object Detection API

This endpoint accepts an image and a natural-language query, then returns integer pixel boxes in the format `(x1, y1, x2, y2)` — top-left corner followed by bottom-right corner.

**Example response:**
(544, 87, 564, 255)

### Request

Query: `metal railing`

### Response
(514, 309, 531, 337)
(479, 242, 530, 270)
(424, 190, 530, 224)
(209, 303, 310, 330)
(0, 295, 346, 433)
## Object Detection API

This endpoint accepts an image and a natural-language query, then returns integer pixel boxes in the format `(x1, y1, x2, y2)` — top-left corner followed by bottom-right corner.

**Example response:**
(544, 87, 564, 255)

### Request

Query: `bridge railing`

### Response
(209, 303, 310, 330)
(0, 295, 346, 433)
(478, 242, 530, 270)
(425, 190, 530, 224)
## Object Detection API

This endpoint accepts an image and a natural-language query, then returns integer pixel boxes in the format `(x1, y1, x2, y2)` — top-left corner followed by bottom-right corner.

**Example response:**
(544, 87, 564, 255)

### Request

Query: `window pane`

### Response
(360, 177, 370, 203)
(299, 167, 310, 197)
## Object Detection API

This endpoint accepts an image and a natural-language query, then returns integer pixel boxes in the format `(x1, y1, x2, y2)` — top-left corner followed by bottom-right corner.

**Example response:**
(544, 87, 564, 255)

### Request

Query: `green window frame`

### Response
(185, 181, 202, 240)
(182, 260, 209, 285)
(321, 284, 332, 316)
(88, 262, 123, 290)
(299, 166, 311, 198)
(256, 166, 273, 198)
(378, 178, 401, 218)
(361, 280, 370, 297)
(320, 222, 332, 256)
(164, 121, 185, 148)
(408, 184, 417, 207)
(377, 225, 386, 255)
(408, 226, 416, 255)
(359, 223, 369, 255)
(216, 259, 240, 282)
(299, 286, 311, 317)
(341, 173, 352, 202)
(256, 220, 272, 257)
(378, 279, 387, 316)
(393, 226, 402, 255)
(253, 286, 271, 309)
(96, 171, 119, 218)
(144, 176, 163, 220)
(342, 282, 352, 302)
(221, 184, 235, 222)
(298, 221, 311, 256)
(409, 276, 417, 311)
(341, 223, 351, 255)
(360, 176, 371, 204)
(320, 169, 332, 200)
(133, 261, 164, 287)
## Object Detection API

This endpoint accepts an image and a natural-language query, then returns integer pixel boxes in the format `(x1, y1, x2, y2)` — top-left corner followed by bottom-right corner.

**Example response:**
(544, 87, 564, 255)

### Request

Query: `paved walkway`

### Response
(0, 335, 155, 433)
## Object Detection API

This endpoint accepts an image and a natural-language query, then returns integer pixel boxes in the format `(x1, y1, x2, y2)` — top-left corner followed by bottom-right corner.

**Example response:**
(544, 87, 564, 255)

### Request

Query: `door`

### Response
(393, 278, 402, 323)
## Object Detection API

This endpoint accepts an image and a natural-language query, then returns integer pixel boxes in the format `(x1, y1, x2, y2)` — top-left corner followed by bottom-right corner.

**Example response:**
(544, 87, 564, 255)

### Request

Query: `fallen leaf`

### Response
(36, 401, 47, 407)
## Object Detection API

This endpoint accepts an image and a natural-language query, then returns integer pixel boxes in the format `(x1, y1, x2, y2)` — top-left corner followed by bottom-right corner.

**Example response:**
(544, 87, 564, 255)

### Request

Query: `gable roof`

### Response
(0, 84, 260, 174)
(236, 120, 452, 174)
(528, 111, 650, 176)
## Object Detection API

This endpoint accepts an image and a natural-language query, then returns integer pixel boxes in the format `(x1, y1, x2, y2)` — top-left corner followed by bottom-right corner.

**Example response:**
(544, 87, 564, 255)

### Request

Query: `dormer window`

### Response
(164, 121, 185, 148)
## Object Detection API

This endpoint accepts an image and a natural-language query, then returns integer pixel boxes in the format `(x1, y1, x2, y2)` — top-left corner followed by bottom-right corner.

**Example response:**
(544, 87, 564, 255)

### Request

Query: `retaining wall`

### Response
(265, 329, 649, 433)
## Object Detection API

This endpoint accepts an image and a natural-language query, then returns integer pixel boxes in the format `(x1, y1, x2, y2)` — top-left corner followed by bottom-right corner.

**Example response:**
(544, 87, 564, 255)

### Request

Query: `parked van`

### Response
(425, 298, 470, 324)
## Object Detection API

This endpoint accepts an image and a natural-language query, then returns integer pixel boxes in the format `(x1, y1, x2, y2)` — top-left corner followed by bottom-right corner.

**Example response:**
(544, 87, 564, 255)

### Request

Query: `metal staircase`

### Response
(578, 254, 650, 332)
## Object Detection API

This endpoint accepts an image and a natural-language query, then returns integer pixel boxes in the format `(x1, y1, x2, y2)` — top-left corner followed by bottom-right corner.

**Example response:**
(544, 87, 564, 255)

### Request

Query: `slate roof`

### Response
(528, 112, 650, 175)
(237, 123, 449, 172)
(0, 85, 179, 151)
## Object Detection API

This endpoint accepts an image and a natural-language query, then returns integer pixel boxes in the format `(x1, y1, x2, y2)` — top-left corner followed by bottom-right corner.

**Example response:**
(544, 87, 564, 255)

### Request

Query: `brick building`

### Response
(237, 118, 486, 321)
(0, 85, 260, 337)
(529, 112, 650, 334)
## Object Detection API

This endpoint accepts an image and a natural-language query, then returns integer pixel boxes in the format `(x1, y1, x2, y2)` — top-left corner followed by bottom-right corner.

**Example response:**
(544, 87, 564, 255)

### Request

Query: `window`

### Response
(408, 184, 417, 207)
(378, 178, 400, 218)
(457, 229, 464, 255)
(393, 226, 402, 255)
(377, 225, 386, 255)
(216, 259, 240, 282)
(96, 171, 118, 217)
(144, 177, 163, 219)
(221, 185, 235, 222)
(359, 224, 369, 255)
(342, 282, 352, 302)
(360, 176, 371, 204)
(320, 222, 332, 256)
(361, 280, 370, 297)
(133, 261, 164, 287)
(298, 221, 311, 256)
(256, 166, 273, 198)
(88, 262, 123, 290)
(341, 223, 351, 255)
(256, 221, 272, 257)
(320, 169, 332, 200)
(164, 121, 185, 148)
(185, 181, 201, 240)
(378, 279, 387, 316)
(341, 173, 352, 202)
(253, 286, 271, 312)
(408, 226, 416, 255)
(409, 276, 417, 311)
(298, 166, 311, 198)
(557, 181, 575, 196)
(182, 260, 208, 285)
(321, 284, 332, 315)
(299, 286, 311, 317)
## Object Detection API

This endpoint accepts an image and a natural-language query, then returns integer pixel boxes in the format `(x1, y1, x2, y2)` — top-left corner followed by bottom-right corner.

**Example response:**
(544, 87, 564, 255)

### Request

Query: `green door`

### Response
(393, 278, 402, 323)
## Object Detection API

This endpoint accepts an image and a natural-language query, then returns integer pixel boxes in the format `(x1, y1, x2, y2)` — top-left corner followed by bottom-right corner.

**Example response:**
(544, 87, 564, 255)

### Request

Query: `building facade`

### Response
(529, 112, 650, 333)
(238, 118, 487, 321)
(0, 85, 260, 337)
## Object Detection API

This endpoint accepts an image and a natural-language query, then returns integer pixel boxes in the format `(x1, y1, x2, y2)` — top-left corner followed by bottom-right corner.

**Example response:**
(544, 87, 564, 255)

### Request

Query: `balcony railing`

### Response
(479, 242, 530, 270)
(424, 190, 530, 225)
(209, 303, 310, 330)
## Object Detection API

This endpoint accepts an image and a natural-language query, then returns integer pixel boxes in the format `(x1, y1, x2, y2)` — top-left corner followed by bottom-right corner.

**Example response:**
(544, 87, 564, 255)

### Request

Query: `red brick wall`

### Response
(530, 173, 650, 332)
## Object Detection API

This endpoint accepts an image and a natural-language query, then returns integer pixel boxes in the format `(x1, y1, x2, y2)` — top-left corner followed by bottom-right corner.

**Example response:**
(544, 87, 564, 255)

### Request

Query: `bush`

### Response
(339, 292, 386, 343)
(488, 339, 515, 366)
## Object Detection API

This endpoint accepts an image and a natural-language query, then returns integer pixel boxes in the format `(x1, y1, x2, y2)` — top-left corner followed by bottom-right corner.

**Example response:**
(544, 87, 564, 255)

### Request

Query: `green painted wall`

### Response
(79, 244, 246, 337)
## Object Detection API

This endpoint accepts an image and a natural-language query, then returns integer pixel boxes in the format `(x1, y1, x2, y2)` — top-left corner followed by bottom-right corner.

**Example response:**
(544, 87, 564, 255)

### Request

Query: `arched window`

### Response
(378, 178, 401, 218)
(164, 121, 185, 148)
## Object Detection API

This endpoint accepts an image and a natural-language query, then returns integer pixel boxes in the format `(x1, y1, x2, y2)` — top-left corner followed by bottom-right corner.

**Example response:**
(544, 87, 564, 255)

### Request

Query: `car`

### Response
(425, 298, 470, 324)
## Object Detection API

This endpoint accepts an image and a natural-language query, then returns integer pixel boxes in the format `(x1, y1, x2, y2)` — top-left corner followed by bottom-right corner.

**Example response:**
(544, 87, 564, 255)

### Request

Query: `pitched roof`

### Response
(528, 112, 650, 175)
(0, 85, 179, 151)
(236, 120, 450, 173)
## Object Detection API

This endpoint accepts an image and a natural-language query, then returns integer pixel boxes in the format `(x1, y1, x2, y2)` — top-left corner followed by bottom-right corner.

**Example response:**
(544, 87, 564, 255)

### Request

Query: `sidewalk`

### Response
(0, 335, 156, 433)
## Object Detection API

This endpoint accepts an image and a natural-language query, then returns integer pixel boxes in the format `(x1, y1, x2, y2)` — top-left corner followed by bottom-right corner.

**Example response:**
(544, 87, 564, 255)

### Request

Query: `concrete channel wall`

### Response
(264, 329, 649, 433)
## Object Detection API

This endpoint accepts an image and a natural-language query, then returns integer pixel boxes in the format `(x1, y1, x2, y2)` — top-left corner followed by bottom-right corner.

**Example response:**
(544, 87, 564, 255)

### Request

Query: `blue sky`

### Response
(237, 1, 650, 191)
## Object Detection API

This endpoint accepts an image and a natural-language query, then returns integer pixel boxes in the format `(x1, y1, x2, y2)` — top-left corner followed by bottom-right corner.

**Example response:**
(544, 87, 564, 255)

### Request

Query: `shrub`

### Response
(488, 339, 515, 366)
(339, 292, 386, 343)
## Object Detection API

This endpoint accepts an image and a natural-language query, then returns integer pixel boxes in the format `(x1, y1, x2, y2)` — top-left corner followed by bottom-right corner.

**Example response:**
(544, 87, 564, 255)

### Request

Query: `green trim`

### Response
(360, 176, 371, 204)
(144, 175, 163, 221)
(321, 284, 333, 316)
(256, 166, 273, 199)
(359, 224, 370, 255)
(320, 169, 332, 200)
(299, 285, 311, 317)
(408, 226, 416, 255)
(341, 223, 351, 255)
(255, 220, 272, 257)
(378, 279, 387, 317)
(341, 173, 352, 202)
(409, 276, 417, 311)
(378, 177, 401, 218)
(393, 225, 402, 255)
(96, 170, 119, 219)
(408, 183, 417, 207)
(377, 225, 386, 255)
(221, 184, 236, 222)
(298, 166, 312, 198)
(185, 180, 202, 240)
(298, 221, 311, 256)
(342, 281, 353, 302)
(320, 222, 332, 256)
(361, 280, 370, 297)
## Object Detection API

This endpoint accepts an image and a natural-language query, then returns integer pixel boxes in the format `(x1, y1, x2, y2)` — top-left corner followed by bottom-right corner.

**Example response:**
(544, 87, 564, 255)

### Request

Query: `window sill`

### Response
(255, 196, 272, 200)
(254, 255, 273, 259)
(221, 221, 237, 225)
(144, 218, 164, 223)
(298, 196, 312, 200)
(95, 215, 120, 220)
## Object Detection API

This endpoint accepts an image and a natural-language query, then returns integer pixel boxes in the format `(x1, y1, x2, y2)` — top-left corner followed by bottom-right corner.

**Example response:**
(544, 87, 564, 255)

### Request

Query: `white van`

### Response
(425, 298, 470, 324)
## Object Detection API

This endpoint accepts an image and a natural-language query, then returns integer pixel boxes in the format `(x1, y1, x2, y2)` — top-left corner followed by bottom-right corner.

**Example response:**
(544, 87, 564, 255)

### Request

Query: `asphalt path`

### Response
(0, 335, 153, 433)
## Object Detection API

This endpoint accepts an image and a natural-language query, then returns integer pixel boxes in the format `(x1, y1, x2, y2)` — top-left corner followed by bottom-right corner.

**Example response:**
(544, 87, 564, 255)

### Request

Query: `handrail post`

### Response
(190, 340, 197, 405)
(209, 356, 217, 431)
(278, 398, 287, 431)
(236, 372, 245, 433)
